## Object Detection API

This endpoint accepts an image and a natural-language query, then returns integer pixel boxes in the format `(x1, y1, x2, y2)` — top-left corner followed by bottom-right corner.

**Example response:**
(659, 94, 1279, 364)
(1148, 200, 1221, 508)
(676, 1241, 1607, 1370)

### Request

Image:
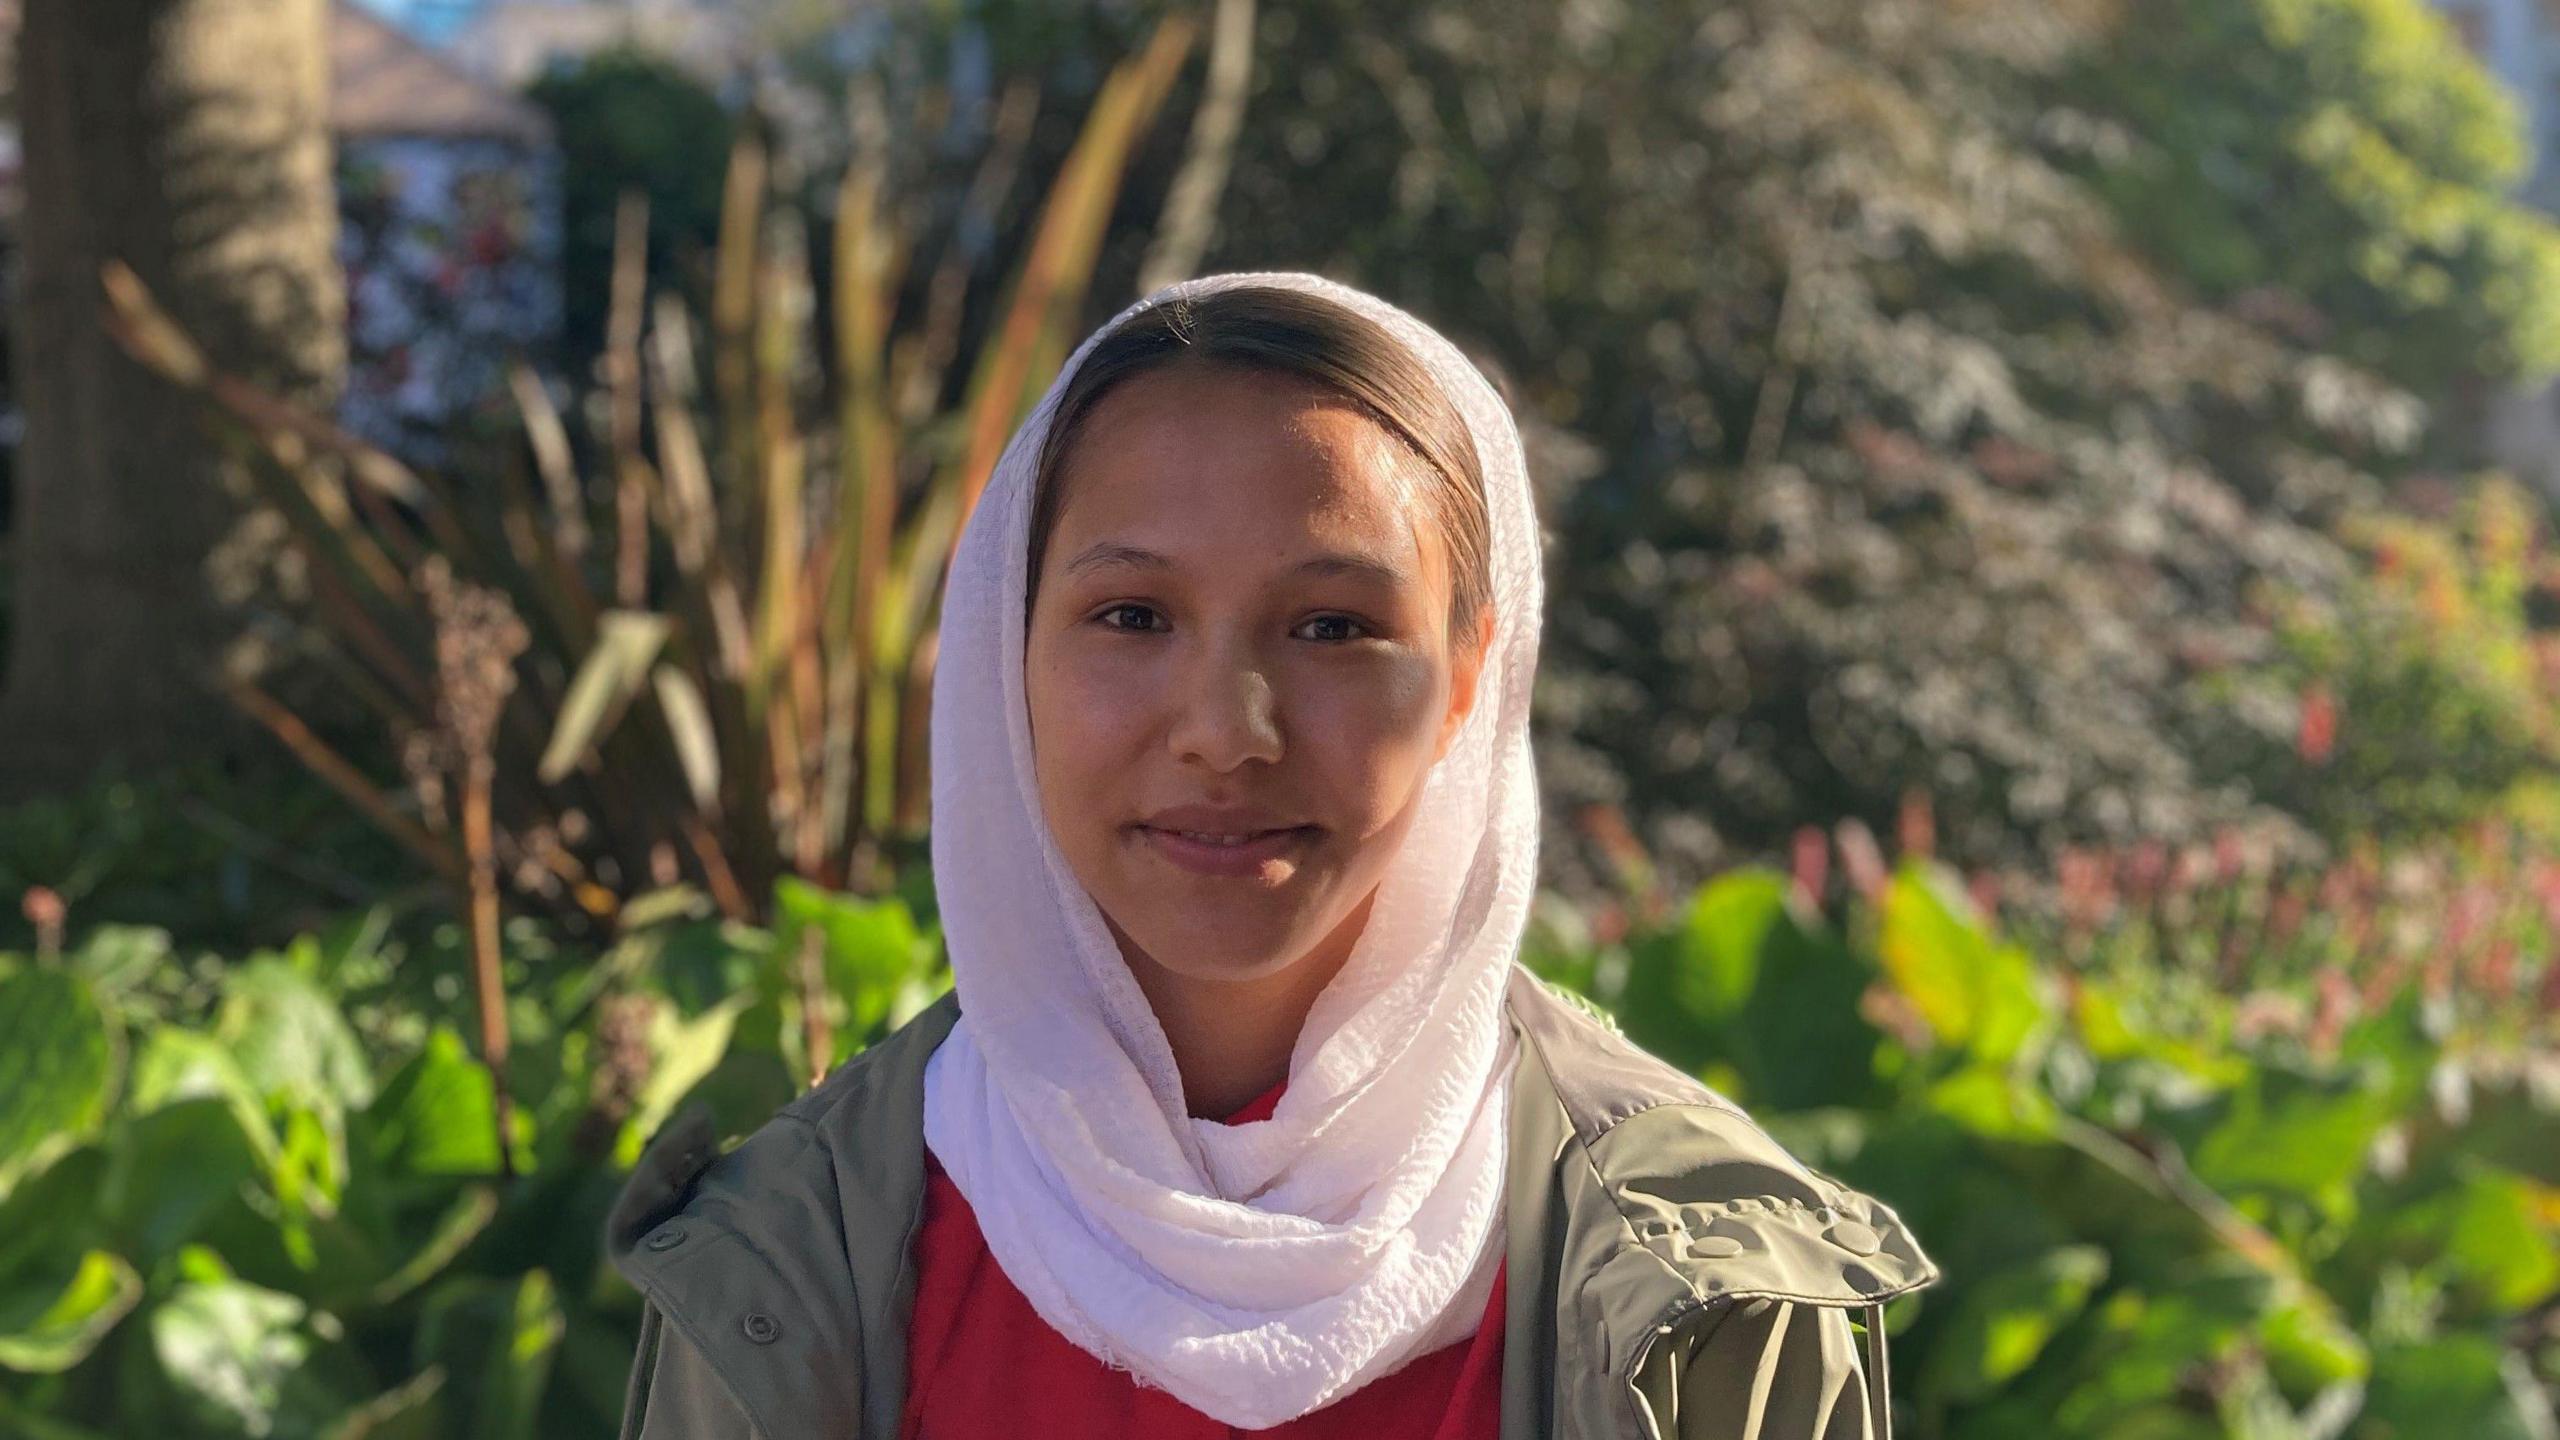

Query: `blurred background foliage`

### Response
(791, 0, 2560, 893)
(3, 808, 2552, 1438)
(5, 0, 2560, 1432)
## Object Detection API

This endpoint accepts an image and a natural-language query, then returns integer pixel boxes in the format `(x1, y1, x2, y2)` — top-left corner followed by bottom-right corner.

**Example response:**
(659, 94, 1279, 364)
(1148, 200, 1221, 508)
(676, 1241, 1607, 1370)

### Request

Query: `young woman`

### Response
(607, 272, 1939, 1439)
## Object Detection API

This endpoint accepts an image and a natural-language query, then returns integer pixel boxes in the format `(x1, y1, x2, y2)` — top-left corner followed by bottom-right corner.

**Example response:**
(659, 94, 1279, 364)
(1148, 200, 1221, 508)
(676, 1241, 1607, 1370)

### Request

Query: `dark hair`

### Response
(1024, 286, 1493, 645)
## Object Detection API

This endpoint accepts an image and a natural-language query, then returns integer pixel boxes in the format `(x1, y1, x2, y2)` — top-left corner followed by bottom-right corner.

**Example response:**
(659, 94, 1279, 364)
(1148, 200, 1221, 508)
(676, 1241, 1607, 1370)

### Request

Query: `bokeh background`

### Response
(3, 0, 2559, 1434)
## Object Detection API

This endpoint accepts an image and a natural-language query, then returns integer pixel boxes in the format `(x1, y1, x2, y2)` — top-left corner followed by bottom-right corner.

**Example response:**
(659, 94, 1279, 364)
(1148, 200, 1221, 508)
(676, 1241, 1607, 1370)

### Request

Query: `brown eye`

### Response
(1096, 603, 1164, 633)
(1296, 614, 1367, 643)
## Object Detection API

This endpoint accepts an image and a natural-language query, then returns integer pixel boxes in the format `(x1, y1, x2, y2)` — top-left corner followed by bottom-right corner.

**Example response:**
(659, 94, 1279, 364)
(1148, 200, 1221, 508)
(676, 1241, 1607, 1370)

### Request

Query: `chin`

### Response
(1114, 912, 1327, 985)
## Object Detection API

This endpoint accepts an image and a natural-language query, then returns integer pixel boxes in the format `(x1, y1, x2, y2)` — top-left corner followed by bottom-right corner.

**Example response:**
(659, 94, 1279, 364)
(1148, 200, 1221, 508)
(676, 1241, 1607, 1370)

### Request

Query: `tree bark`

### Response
(0, 0, 344, 796)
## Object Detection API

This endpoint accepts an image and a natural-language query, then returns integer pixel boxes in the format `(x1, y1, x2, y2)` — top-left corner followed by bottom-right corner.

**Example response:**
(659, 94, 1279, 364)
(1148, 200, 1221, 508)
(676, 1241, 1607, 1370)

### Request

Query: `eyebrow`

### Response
(1060, 542, 1413, 587)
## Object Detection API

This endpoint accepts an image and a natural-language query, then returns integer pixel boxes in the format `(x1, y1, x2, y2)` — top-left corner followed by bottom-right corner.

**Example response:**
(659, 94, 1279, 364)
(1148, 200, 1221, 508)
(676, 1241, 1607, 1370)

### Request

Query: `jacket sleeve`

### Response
(1668, 1298, 1895, 1440)
(621, 1300, 765, 1440)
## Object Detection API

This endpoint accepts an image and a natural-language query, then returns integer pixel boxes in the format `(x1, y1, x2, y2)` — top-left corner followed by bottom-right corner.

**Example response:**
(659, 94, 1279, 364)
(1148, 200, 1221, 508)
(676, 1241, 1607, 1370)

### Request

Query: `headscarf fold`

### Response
(920, 270, 1545, 1427)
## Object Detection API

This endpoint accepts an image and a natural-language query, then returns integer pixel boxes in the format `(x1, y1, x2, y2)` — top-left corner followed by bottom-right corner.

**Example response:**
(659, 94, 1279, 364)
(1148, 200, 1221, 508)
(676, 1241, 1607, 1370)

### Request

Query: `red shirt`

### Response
(899, 1076, 1508, 1440)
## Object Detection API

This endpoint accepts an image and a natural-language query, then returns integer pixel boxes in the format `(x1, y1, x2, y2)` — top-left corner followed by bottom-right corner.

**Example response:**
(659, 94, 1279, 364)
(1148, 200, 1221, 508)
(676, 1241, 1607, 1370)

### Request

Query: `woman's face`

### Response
(1024, 363, 1491, 989)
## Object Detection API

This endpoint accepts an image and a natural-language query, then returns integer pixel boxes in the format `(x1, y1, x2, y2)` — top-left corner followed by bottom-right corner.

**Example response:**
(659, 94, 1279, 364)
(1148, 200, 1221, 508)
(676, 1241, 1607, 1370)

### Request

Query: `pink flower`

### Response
(1897, 789, 1935, 862)
(1835, 819, 1890, 903)
(2297, 684, 2338, 766)
(1791, 826, 1829, 914)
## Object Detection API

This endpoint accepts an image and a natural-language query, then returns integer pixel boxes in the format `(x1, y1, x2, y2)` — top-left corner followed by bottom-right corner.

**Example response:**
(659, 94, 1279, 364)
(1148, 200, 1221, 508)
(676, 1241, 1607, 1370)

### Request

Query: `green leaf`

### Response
(2189, 1063, 2394, 1206)
(773, 880, 932, 1041)
(1875, 863, 2047, 1067)
(127, 1025, 283, 1163)
(218, 957, 376, 1112)
(2053, 1284, 2258, 1427)
(0, 1146, 107, 1283)
(2380, 1164, 2560, 1313)
(673, 1047, 800, 1143)
(0, 969, 117, 1192)
(648, 919, 766, 1018)
(1924, 1245, 2109, 1402)
(1610, 868, 1886, 1111)
(0, 1250, 143, 1373)
(615, 995, 751, 1167)
(69, 925, 172, 998)
(363, 1029, 503, 1177)
(2361, 1333, 2549, 1440)
(1925, 1064, 2060, 1139)
(650, 664, 722, 810)
(539, 609, 673, 784)
(274, 1101, 349, 1223)
(415, 1271, 564, 1440)
(149, 1253, 315, 1435)
(2259, 1294, 2369, 1391)
(101, 1099, 263, 1264)
(359, 1185, 500, 1310)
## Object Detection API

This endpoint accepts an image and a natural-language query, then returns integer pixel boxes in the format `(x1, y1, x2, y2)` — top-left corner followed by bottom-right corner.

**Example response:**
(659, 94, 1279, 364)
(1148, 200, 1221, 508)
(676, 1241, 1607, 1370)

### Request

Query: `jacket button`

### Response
(741, 1312, 781, 1345)
(645, 1224, 687, 1252)
(1824, 1221, 1882, 1256)
(1686, 1235, 1746, 1260)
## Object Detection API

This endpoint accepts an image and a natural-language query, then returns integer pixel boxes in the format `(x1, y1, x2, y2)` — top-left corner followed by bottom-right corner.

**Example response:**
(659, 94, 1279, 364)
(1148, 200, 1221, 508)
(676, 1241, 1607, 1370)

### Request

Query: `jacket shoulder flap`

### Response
(1507, 968, 1939, 1308)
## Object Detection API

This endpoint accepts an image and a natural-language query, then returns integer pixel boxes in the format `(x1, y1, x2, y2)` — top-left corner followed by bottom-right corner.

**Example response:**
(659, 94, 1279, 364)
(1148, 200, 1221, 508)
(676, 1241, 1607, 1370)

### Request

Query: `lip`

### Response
(1142, 804, 1305, 834)
(1137, 824, 1316, 877)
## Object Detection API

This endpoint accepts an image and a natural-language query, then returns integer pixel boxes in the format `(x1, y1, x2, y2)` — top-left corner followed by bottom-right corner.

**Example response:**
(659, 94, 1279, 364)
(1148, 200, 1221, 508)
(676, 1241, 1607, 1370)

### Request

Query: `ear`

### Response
(1434, 602, 1496, 764)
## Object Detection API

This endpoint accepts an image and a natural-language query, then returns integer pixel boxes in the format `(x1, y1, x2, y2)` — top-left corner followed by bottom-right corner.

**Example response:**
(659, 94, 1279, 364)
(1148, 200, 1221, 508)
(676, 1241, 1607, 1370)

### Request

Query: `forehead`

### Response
(1050, 364, 1429, 552)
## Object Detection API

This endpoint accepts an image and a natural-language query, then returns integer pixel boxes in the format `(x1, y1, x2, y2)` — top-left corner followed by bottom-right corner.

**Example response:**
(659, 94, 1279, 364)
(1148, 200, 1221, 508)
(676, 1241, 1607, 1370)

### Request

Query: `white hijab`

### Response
(919, 270, 1544, 1427)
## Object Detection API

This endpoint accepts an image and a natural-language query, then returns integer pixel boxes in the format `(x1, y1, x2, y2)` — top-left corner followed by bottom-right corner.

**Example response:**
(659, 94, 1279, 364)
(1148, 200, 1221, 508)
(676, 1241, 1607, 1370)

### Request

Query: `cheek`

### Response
(1025, 641, 1151, 814)
(1290, 654, 1447, 819)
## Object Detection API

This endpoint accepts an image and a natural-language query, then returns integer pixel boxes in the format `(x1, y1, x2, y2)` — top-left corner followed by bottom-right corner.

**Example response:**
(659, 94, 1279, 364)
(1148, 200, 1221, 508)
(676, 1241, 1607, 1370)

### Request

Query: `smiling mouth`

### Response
(1135, 824, 1317, 876)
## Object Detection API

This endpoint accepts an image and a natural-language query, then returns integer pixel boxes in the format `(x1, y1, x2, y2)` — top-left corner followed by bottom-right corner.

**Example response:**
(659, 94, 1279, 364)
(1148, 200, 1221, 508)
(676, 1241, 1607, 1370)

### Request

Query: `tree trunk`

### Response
(0, 0, 344, 797)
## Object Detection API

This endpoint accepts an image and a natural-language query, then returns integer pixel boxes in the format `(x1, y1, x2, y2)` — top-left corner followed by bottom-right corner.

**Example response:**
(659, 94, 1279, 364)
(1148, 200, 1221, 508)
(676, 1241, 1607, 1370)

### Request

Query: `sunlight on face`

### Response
(1024, 364, 1489, 988)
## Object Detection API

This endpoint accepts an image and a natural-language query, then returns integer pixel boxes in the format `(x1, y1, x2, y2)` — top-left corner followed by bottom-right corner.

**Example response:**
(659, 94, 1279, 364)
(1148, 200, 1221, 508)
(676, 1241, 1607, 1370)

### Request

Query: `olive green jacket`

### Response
(605, 966, 1940, 1439)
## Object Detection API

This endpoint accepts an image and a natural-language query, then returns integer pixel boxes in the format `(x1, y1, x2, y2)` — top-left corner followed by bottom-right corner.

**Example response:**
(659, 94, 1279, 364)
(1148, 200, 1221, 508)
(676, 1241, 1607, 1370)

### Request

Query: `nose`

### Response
(1166, 642, 1284, 772)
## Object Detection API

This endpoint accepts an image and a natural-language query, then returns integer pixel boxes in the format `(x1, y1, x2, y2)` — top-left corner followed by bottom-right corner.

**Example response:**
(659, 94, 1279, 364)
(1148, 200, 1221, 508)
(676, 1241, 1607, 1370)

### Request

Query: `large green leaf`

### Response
(126, 1025, 283, 1163)
(149, 1250, 330, 1435)
(1875, 865, 2048, 1068)
(101, 1099, 263, 1264)
(0, 969, 117, 1191)
(1614, 868, 1884, 1110)
(2188, 1063, 2395, 1209)
(0, 1250, 143, 1373)
(218, 957, 376, 1112)
(362, 1029, 502, 1177)
(774, 879, 930, 1038)
(2375, 1164, 2560, 1313)
(0, 1146, 107, 1283)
